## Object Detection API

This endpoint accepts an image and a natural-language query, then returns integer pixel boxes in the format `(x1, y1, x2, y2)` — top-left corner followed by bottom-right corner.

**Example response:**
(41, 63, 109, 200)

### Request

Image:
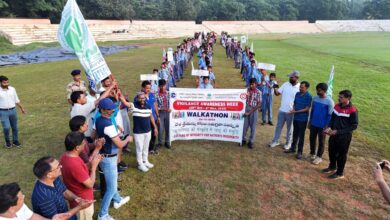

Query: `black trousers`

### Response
(310, 126, 326, 157)
(328, 133, 353, 175)
(291, 120, 307, 153)
(149, 120, 157, 151)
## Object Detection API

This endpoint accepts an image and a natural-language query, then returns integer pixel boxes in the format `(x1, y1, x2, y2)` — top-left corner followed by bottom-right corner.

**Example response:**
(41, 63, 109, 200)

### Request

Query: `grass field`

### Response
(0, 32, 390, 219)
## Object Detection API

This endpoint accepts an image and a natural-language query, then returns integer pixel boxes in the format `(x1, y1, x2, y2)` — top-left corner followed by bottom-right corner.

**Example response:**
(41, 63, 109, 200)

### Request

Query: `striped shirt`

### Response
(246, 88, 262, 107)
(132, 102, 152, 134)
(31, 178, 68, 219)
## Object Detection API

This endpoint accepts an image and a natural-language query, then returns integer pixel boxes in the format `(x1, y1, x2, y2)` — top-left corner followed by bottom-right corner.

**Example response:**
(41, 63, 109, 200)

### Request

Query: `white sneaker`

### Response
(283, 144, 291, 150)
(312, 157, 323, 165)
(98, 214, 115, 220)
(309, 154, 316, 160)
(269, 142, 280, 148)
(113, 196, 130, 209)
(144, 161, 154, 169)
(138, 164, 149, 172)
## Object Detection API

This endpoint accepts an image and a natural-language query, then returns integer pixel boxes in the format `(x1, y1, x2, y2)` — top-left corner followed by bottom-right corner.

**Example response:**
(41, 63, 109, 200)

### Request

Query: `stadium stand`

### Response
(1, 18, 390, 46)
(315, 20, 390, 32)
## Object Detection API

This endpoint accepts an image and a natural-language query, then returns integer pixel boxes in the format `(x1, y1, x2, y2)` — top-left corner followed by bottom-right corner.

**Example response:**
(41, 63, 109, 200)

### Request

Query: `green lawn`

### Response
(0, 33, 389, 219)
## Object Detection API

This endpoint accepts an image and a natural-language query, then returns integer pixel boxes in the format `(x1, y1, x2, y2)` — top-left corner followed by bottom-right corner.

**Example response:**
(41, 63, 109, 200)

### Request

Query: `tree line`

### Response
(0, 0, 389, 24)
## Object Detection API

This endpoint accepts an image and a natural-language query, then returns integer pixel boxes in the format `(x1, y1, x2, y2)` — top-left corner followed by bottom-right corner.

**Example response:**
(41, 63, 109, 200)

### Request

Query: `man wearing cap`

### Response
(66, 70, 87, 104)
(269, 71, 300, 150)
(0, 76, 25, 148)
(95, 98, 133, 220)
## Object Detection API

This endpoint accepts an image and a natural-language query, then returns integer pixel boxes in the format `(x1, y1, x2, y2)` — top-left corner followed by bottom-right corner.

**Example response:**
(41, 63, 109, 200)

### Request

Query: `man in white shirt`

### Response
(269, 71, 300, 149)
(0, 76, 25, 148)
(0, 182, 69, 220)
(70, 82, 116, 141)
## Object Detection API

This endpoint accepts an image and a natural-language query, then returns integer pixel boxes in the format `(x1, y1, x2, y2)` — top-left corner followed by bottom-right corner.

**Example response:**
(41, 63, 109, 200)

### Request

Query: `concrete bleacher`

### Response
(1, 18, 390, 46)
(202, 20, 322, 34)
(202, 21, 269, 35)
(315, 20, 390, 32)
(260, 21, 322, 33)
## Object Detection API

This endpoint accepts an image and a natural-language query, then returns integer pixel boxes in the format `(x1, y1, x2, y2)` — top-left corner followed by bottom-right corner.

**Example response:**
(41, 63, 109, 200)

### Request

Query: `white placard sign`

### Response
(169, 88, 247, 144)
(257, 63, 276, 71)
(140, 74, 158, 81)
(192, 69, 210, 77)
(167, 51, 174, 62)
(240, 35, 247, 44)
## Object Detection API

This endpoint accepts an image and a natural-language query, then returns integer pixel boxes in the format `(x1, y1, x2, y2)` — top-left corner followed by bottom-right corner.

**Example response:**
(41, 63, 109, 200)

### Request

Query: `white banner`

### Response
(58, 0, 111, 84)
(169, 88, 247, 143)
(192, 69, 209, 76)
(140, 74, 158, 81)
(167, 51, 174, 62)
(257, 63, 276, 71)
(240, 35, 247, 44)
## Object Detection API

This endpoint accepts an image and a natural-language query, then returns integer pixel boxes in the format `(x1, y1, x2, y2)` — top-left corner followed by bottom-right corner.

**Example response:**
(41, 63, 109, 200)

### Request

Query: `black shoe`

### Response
(13, 141, 21, 148)
(261, 122, 265, 125)
(241, 140, 247, 146)
(118, 162, 128, 169)
(296, 153, 303, 160)
(268, 122, 273, 126)
(284, 148, 295, 154)
(4, 141, 12, 149)
(117, 166, 127, 173)
(164, 142, 171, 149)
(328, 173, 344, 180)
(248, 142, 253, 149)
(321, 167, 337, 174)
(93, 184, 101, 192)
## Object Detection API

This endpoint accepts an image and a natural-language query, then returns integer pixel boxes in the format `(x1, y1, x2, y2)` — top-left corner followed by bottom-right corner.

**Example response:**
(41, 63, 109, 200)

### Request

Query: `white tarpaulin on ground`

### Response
(58, 0, 111, 83)
(169, 88, 247, 143)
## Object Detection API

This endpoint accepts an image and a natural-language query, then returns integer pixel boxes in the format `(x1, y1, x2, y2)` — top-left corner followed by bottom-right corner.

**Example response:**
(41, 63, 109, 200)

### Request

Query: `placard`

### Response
(140, 74, 158, 81)
(169, 88, 247, 143)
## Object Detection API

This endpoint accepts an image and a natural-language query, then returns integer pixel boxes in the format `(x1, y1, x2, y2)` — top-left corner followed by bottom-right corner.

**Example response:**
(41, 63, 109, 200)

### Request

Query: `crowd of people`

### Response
(221, 32, 361, 180)
(0, 31, 389, 220)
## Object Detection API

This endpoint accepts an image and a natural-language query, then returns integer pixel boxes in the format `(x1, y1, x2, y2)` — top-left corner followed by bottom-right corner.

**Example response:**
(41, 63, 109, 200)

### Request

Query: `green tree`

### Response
(362, 0, 390, 19)
(277, 0, 299, 20)
(298, 0, 348, 22)
(161, 0, 178, 20)
(175, 0, 196, 20)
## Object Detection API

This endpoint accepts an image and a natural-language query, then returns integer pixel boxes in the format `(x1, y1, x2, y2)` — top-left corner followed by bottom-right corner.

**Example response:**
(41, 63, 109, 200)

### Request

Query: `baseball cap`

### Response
(98, 98, 116, 110)
(71, 69, 81, 76)
(287, 70, 300, 78)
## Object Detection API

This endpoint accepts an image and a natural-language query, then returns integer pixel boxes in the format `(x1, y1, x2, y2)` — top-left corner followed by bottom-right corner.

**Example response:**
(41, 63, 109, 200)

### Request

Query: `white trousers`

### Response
(134, 132, 152, 165)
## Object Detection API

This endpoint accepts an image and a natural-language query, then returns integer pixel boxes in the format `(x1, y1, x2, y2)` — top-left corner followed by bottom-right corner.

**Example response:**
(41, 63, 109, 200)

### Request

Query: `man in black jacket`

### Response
(322, 90, 358, 179)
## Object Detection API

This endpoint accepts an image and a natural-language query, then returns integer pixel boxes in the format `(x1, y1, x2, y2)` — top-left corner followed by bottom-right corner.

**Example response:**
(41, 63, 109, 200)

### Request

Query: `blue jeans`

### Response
(261, 94, 273, 123)
(98, 156, 122, 217)
(272, 111, 294, 145)
(0, 108, 18, 143)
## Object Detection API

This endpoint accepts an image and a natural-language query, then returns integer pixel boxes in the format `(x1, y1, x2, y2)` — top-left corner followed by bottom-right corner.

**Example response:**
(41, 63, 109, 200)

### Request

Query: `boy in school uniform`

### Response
(242, 78, 262, 149)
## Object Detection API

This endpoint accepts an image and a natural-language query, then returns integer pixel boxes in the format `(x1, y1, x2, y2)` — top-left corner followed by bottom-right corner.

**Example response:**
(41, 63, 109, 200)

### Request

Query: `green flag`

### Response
(57, 0, 111, 84)
(326, 65, 335, 98)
